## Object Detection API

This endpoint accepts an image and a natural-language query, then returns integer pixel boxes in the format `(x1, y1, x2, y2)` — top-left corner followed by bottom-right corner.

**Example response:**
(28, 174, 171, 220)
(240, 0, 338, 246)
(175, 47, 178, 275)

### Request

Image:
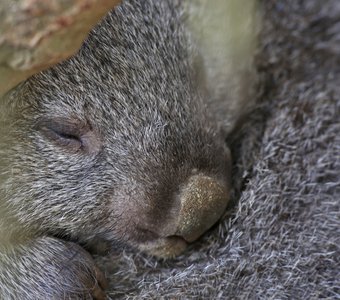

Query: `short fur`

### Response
(96, 0, 340, 299)
(0, 0, 246, 298)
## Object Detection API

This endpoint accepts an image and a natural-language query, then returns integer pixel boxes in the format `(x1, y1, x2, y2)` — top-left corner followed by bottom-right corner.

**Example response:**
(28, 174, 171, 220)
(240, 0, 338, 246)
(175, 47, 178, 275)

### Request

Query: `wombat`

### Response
(0, 0, 258, 298)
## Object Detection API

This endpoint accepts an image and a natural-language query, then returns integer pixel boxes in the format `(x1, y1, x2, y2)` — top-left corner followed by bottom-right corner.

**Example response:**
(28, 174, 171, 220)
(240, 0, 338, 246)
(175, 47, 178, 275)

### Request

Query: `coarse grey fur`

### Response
(97, 0, 340, 299)
(0, 0, 245, 298)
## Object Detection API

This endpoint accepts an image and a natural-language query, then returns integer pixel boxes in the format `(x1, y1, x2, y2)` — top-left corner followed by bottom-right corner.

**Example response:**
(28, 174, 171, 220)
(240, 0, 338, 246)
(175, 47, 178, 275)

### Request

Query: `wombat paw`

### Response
(15, 238, 109, 299)
(1, 237, 108, 299)
(56, 241, 108, 299)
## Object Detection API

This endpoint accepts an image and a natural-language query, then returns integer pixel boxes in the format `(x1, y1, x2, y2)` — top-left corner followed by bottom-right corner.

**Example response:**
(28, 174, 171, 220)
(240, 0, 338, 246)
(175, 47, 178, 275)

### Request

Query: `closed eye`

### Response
(37, 119, 84, 151)
(36, 118, 101, 154)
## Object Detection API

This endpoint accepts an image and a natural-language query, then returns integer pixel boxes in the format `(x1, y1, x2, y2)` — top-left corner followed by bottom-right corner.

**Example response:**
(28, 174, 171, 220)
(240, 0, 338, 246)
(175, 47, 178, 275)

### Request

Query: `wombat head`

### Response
(0, 1, 231, 257)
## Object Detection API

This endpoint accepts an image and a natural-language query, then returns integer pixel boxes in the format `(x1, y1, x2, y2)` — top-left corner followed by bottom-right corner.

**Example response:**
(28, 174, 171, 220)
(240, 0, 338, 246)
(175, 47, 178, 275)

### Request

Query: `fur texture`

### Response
(95, 1, 340, 298)
(0, 0, 239, 298)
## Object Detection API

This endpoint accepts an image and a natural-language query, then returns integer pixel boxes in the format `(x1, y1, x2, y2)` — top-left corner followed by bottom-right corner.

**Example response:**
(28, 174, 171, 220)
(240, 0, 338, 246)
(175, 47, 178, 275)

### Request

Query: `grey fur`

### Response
(0, 0, 240, 298)
(97, 0, 340, 299)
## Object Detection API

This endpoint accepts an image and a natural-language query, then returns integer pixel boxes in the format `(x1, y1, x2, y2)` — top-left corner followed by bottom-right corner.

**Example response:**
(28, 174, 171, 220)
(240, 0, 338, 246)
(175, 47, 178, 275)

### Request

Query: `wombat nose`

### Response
(137, 174, 230, 258)
(172, 175, 230, 243)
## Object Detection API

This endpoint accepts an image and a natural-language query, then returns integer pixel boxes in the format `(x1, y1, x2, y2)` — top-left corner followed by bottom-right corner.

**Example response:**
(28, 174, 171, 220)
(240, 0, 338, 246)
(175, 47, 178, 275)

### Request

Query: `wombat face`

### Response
(0, 1, 231, 257)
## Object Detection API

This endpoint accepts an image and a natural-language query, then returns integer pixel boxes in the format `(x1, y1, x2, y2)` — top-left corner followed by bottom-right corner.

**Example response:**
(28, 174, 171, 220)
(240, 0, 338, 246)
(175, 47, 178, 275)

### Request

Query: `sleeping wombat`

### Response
(0, 0, 258, 298)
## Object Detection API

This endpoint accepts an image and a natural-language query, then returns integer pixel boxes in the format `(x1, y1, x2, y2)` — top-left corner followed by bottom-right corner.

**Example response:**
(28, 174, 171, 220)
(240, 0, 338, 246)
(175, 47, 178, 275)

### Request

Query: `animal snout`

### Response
(139, 174, 230, 258)
(172, 175, 230, 243)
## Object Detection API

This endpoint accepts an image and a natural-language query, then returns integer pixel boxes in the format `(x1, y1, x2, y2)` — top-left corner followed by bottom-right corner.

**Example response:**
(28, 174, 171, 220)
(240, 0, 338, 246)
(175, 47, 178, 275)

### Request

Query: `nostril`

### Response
(166, 235, 190, 244)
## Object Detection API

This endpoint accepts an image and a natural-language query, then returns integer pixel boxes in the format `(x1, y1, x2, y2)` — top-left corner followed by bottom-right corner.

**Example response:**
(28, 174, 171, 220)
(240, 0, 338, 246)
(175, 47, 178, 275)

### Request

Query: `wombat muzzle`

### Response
(138, 174, 230, 258)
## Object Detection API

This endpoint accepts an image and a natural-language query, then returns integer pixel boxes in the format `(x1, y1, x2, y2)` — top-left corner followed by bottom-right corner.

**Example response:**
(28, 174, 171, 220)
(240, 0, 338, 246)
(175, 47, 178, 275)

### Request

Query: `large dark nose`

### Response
(138, 174, 230, 258)
(173, 174, 230, 242)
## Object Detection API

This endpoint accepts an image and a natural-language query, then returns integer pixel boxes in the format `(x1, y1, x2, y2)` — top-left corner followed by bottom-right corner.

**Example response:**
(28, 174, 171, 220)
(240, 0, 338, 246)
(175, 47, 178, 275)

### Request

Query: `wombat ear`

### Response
(36, 118, 101, 154)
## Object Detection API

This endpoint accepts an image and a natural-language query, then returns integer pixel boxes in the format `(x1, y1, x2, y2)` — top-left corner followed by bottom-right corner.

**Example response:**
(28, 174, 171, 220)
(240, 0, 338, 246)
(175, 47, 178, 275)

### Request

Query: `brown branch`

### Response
(0, 0, 121, 96)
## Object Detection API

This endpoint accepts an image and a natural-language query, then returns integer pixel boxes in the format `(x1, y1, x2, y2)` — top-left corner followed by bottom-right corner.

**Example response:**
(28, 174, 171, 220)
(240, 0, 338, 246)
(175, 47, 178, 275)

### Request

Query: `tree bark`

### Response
(0, 0, 121, 96)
